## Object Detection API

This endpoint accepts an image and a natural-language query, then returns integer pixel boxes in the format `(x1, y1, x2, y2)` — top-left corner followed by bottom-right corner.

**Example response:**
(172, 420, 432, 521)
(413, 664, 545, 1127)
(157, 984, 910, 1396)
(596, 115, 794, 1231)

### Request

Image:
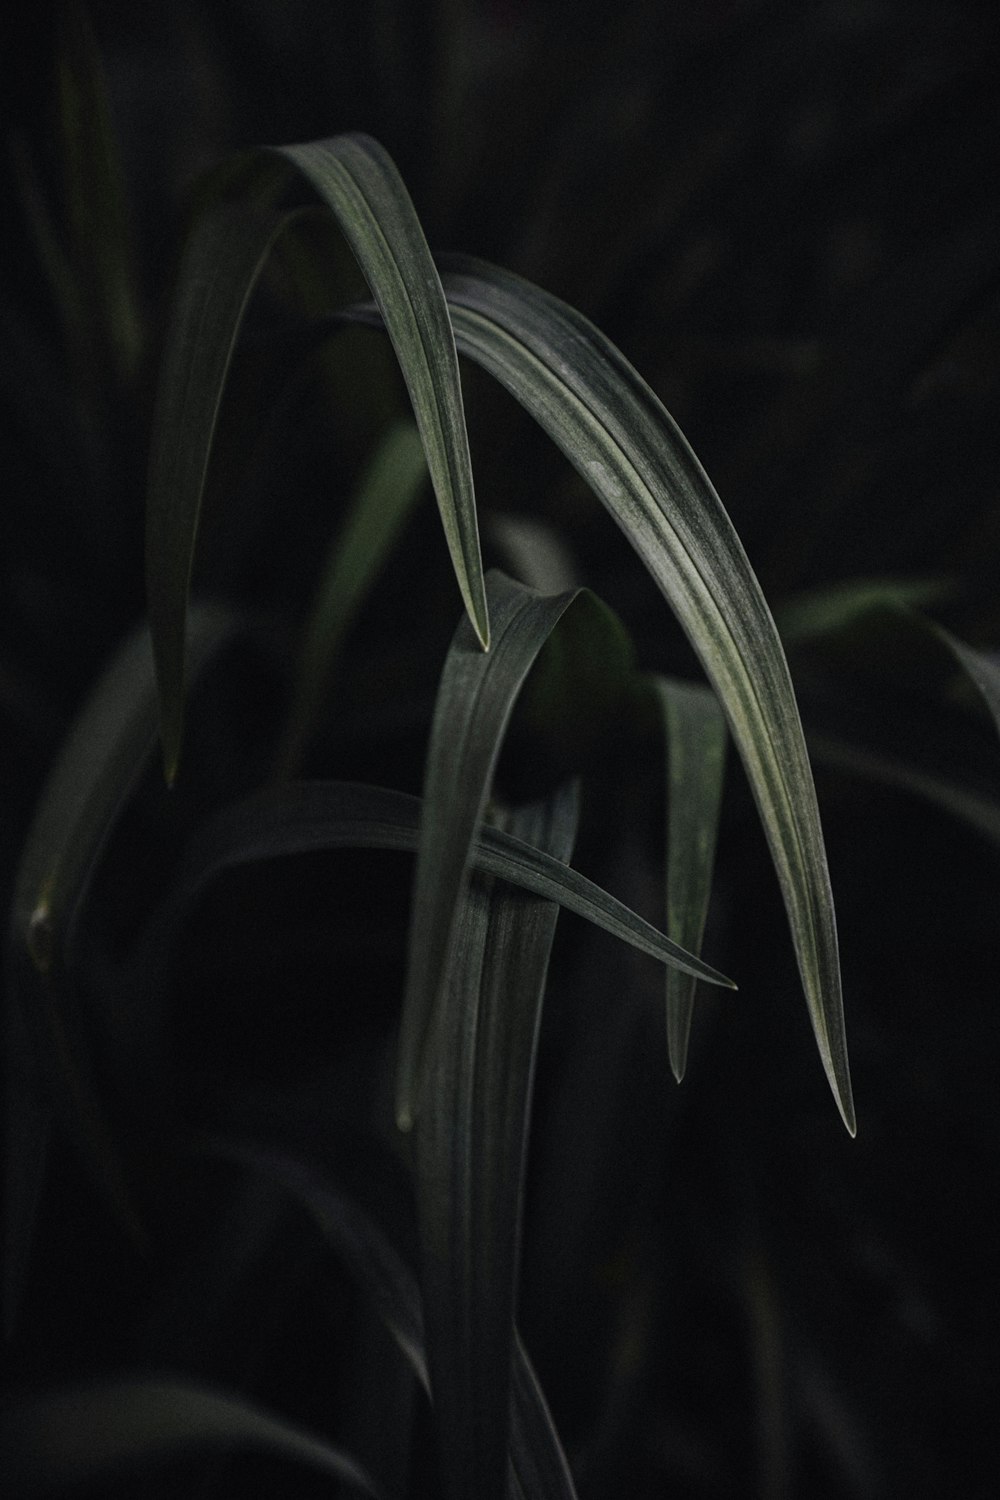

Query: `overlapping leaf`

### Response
(397, 570, 732, 1130)
(273, 137, 488, 650)
(134, 779, 732, 1005)
(416, 784, 579, 1500)
(429, 260, 854, 1132)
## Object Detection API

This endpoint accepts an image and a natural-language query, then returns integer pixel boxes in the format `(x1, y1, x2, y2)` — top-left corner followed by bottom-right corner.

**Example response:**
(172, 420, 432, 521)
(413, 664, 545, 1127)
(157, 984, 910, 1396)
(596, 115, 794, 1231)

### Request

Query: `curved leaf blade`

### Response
(136, 780, 733, 1003)
(0, 1378, 382, 1497)
(652, 676, 728, 1083)
(146, 197, 296, 781)
(275, 135, 488, 651)
(435, 260, 855, 1133)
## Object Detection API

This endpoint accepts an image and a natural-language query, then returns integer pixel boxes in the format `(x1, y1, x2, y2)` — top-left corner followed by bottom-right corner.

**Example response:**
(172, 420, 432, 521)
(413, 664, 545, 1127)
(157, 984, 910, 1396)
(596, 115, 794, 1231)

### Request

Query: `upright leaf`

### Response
(652, 676, 728, 1082)
(432, 259, 854, 1132)
(416, 784, 579, 1500)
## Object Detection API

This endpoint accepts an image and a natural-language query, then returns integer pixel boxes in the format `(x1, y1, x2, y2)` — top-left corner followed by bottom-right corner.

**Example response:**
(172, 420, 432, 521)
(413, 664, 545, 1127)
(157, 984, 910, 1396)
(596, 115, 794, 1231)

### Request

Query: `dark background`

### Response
(2, 2, 999, 1496)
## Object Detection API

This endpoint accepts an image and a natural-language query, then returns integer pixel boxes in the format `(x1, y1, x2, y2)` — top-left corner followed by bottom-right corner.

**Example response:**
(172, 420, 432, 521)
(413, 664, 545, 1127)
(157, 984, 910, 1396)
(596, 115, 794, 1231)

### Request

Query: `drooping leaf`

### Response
(651, 676, 728, 1082)
(134, 779, 733, 1004)
(0, 1378, 382, 1497)
(430, 260, 854, 1132)
(4, 606, 242, 1337)
(278, 417, 428, 775)
(398, 569, 731, 1129)
(416, 783, 579, 1500)
(146, 195, 298, 782)
(198, 1138, 578, 1500)
(273, 135, 487, 651)
(148, 133, 488, 780)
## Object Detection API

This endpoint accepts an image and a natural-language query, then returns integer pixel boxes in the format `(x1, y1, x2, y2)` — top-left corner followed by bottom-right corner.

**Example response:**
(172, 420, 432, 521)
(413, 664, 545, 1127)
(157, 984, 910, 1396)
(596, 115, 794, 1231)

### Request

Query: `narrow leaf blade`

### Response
(140, 780, 734, 991)
(146, 199, 295, 781)
(5, 607, 242, 1334)
(416, 784, 579, 1500)
(0, 1378, 382, 1497)
(436, 260, 855, 1133)
(275, 134, 488, 650)
(652, 676, 728, 1082)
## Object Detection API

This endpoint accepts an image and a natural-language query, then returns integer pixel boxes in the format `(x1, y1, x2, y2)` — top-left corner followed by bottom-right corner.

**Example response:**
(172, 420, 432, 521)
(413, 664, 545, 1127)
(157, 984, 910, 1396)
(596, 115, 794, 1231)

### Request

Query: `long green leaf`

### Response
(278, 416, 428, 774)
(146, 197, 297, 781)
(398, 569, 731, 1128)
(5, 606, 242, 1336)
(433, 260, 855, 1133)
(148, 134, 488, 780)
(135, 780, 733, 997)
(273, 135, 488, 650)
(0, 1378, 382, 1496)
(416, 784, 579, 1500)
(652, 676, 728, 1083)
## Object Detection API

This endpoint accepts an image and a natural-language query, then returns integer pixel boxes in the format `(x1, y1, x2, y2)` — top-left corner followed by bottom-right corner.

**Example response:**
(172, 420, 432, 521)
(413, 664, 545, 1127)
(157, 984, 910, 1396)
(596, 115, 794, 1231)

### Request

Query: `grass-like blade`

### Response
(0, 1378, 382, 1497)
(146, 196, 297, 781)
(435, 260, 855, 1133)
(397, 569, 730, 1128)
(5, 606, 241, 1336)
(277, 417, 428, 774)
(776, 577, 948, 646)
(199, 1138, 577, 1500)
(274, 135, 488, 651)
(652, 676, 728, 1082)
(136, 780, 733, 996)
(416, 783, 579, 1500)
(55, 1, 142, 384)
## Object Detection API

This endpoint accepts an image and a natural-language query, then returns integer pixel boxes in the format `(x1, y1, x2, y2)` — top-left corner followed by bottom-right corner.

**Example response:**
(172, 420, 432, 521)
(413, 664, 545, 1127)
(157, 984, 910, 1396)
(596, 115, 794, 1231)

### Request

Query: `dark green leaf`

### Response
(0, 1378, 382, 1496)
(274, 135, 488, 650)
(199, 1139, 577, 1500)
(5, 606, 242, 1337)
(434, 260, 855, 1133)
(416, 784, 579, 1500)
(146, 197, 297, 782)
(136, 780, 733, 1001)
(398, 570, 730, 1129)
(652, 676, 728, 1082)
